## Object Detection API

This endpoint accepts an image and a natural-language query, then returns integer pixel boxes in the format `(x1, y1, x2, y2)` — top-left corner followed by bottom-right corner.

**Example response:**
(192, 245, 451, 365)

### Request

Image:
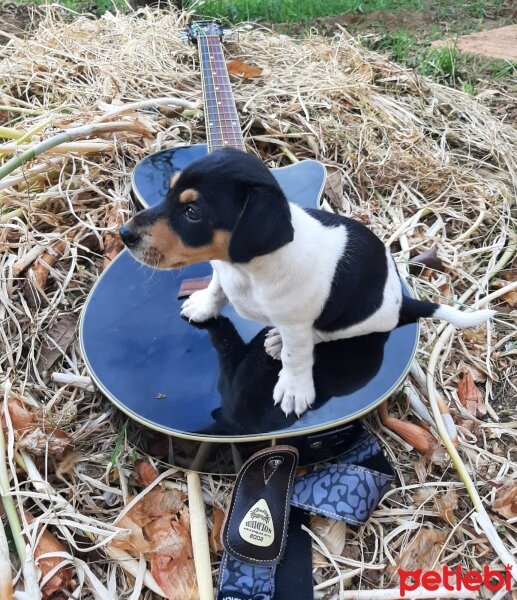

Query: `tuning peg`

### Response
(222, 28, 234, 42)
(179, 31, 191, 45)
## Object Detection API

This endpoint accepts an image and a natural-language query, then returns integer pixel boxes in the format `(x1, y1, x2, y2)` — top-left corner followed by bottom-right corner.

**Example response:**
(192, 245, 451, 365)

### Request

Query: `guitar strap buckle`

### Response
(217, 425, 394, 600)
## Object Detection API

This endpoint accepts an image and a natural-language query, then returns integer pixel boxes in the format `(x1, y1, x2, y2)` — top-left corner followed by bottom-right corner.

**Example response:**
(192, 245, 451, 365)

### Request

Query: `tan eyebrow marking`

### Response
(179, 188, 199, 204)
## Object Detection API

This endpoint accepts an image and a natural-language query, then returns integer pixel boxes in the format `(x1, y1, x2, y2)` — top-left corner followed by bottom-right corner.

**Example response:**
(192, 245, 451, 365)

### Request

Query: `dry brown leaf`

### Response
(457, 360, 487, 383)
(25, 512, 74, 598)
(438, 282, 454, 305)
(324, 167, 343, 206)
(226, 59, 262, 79)
(110, 483, 193, 600)
(409, 247, 444, 276)
(102, 200, 126, 269)
(23, 240, 67, 308)
(56, 451, 81, 476)
(493, 481, 517, 520)
(434, 489, 459, 525)
(378, 402, 437, 454)
(458, 371, 487, 417)
(36, 312, 78, 374)
(492, 278, 517, 308)
(322, 520, 348, 556)
(147, 511, 198, 600)
(209, 506, 224, 554)
(18, 427, 70, 458)
(134, 458, 160, 487)
(2, 396, 71, 458)
(112, 513, 153, 555)
(393, 527, 447, 575)
(3, 395, 35, 431)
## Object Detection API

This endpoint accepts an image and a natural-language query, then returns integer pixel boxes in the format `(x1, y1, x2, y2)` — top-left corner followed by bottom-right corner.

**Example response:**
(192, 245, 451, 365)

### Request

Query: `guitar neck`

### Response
(198, 35, 246, 153)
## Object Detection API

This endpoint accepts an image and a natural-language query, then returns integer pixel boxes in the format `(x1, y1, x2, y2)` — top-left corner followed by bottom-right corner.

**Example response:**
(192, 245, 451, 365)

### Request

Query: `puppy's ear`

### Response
(228, 183, 294, 263)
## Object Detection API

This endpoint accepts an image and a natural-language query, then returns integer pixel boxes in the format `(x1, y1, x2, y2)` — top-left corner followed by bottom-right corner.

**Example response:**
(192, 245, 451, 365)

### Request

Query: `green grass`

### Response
(15, 0, 128, 15)
(188, 0, 422, 23)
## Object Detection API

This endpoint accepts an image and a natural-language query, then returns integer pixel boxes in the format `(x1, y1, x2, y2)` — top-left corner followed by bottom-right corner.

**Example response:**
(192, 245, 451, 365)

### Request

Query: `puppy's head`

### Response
(120, 148, 294, 269)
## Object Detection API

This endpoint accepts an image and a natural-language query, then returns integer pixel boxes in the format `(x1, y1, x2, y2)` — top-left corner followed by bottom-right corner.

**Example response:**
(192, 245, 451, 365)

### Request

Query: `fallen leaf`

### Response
(147, 511, 198, 600)
(226, 59, 262, 79)
(3, 395, 35, 431)
(56, 451, 81, 476)
(322, 520, 348, 556)
(25, 511, 74, 598)
(492, 279, 517, 308)
(36, 313, 78, 374)
(378, 402, 437, 454)
(457, 360, 487, 383)
(18, 427, 70, 458)
(112, 513, 152, 555)
(23, 240, 67, 309)
(393, 528, 447, 576)
(103, 200, 127, 269)
(409, 247, 444, 276)
(2, 396, 70, 458)
(324, 167, 343, 206)
(209, 507, 224, 554)
(458, 371, 487, 417)
(110, 484, 194, 600)
(434, 489, 458, 526)
(134, 459, 160, 487)
(493, 481, 517, 520)
(438, 282, 454, 305)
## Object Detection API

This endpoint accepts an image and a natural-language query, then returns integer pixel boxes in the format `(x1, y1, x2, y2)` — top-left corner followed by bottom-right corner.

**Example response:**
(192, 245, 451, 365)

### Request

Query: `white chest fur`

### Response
(212, 204, 346, 328)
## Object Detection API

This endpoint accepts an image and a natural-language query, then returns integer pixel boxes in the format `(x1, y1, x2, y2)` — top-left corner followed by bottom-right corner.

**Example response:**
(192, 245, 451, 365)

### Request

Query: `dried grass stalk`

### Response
(1, 6, 516, 597)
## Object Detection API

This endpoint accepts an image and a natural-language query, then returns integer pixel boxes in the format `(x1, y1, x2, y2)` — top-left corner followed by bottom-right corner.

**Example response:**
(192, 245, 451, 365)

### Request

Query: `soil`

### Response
(0, 3, 34, 46)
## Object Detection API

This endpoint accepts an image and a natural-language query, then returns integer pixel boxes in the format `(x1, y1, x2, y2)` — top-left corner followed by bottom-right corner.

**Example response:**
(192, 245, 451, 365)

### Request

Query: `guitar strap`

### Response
(217, 426, 394, 600)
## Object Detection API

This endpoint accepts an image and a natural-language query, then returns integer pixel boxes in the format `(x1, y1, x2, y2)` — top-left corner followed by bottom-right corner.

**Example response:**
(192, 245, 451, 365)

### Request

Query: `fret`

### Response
(197, 34, 245, 152)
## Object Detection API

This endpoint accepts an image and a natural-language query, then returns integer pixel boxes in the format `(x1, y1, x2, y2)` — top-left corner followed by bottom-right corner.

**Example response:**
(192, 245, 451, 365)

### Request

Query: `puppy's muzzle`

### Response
(119, 224, 141, 249)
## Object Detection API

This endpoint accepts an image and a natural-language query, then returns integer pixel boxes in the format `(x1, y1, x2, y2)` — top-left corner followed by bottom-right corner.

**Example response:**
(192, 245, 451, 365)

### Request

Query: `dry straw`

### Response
(0, 5, 516, 598)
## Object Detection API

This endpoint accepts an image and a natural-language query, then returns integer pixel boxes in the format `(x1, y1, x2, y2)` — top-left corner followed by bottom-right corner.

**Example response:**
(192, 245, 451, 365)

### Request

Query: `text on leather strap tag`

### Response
(238, 499, 274, 547)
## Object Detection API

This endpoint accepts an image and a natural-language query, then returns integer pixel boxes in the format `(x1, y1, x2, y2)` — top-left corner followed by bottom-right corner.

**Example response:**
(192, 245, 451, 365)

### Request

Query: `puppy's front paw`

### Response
(264, 328, 283, 360)
(180, 289, 221, 323)
(273, 370, 315, 417)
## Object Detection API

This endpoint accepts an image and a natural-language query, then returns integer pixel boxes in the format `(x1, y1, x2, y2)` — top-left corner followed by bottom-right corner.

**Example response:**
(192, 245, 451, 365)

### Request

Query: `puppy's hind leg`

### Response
(265, 327, 322, 360)
(181, 269, 228, 323)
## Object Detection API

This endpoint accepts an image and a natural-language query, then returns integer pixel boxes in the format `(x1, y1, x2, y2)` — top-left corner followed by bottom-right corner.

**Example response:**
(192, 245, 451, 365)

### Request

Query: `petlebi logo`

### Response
(398, 564, 512, 596)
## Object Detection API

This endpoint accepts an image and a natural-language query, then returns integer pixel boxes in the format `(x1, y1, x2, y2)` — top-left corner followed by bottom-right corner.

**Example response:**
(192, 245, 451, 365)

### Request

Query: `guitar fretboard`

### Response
(198, 35, 246, 153)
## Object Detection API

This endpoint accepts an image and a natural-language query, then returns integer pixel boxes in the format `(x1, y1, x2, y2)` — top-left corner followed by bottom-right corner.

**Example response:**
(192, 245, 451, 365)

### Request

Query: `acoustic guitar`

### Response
(80, 22, 418, 474)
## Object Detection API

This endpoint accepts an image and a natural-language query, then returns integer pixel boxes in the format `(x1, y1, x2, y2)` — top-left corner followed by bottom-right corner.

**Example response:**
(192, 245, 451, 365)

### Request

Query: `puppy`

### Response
(120, 148, 495, 417)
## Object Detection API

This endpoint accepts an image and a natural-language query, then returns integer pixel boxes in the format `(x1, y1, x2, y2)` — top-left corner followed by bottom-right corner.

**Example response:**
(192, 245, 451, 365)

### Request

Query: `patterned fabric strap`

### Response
(291, 429, 394, 526)
(217, 553, 273, 600)
(217, 429, 393, 600)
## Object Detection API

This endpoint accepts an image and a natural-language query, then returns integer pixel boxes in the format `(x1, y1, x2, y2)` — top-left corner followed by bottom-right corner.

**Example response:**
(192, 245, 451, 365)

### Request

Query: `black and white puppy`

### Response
(120, 149, 495, 417)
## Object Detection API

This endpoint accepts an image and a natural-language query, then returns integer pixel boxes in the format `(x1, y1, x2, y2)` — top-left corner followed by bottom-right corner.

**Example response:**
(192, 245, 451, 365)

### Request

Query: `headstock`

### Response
(184, 21, 231, 45)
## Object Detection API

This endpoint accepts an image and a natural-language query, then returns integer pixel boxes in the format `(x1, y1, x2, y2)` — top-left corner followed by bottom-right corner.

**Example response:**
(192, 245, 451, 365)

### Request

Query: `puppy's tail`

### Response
(401, 297, 495, 328)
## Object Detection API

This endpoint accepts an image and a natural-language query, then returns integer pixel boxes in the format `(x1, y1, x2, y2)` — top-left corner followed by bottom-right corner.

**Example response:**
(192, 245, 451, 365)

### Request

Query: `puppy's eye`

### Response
(184, 204, 201, 222)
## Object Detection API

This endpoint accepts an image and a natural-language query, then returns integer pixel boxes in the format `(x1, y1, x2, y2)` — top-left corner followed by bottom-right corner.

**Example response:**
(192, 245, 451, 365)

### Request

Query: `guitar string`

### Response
(207, 35, 245, 151)
(198, 31, 220, 151)
(206, 34, 238, 150)
(199, 30, 225, 151)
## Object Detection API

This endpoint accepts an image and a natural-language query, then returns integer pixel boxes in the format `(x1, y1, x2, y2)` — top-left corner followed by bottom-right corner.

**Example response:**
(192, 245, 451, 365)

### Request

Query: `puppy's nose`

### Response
(119, 224, 140, 248)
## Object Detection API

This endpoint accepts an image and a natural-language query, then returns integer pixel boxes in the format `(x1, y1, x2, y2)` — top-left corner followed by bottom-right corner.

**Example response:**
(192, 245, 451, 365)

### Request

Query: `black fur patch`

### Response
(132, 148, 294, 262)
(399, 296, 437, 324)
(308, 209, 390, 332)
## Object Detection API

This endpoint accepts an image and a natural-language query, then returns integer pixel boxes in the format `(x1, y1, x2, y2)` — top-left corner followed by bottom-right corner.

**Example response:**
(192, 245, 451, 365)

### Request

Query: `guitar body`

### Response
(80, 143, 418, 473)
(131, 144, 327, 209)
(80, 24, 419, 474)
